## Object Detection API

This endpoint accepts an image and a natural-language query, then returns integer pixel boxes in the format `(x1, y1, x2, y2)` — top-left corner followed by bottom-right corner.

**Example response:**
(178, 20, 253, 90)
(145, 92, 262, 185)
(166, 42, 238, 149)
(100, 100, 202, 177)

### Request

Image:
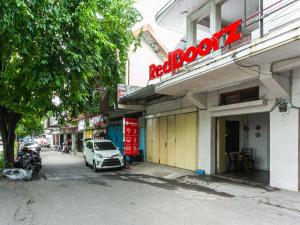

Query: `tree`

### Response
(0, 0, 141, 167)
(16, 115, 44, 138)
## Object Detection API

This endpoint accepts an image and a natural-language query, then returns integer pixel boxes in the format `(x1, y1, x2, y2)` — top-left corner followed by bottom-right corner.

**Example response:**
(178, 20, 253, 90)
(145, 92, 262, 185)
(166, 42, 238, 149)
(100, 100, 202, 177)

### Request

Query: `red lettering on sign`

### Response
(184, 46, 198, 63)
(223, 19, 241, 46)
(198, 38, 213, 57)
(149, 20, 242, 80)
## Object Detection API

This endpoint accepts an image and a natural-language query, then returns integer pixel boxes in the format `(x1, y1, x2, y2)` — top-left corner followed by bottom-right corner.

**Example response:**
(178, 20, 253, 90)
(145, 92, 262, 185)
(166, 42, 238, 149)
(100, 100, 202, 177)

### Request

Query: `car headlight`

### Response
(96, 154, 103, 159)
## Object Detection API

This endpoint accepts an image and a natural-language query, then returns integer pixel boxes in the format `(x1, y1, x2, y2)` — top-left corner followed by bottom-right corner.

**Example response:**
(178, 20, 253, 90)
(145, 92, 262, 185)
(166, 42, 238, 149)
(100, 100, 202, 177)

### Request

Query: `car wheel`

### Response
(93, 161, 98, 172)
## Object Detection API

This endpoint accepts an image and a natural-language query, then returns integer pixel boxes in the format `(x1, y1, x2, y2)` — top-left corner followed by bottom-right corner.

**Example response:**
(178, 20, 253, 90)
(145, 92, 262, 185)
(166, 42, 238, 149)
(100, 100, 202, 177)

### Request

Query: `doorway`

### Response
(225, 121, 240, 153)
(215, 113, 270, 185)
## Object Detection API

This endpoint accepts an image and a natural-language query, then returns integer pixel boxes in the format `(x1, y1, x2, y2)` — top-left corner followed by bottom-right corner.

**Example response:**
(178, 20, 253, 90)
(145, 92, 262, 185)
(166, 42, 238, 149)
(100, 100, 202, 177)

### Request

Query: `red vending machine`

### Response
(123, 118, 139, 157)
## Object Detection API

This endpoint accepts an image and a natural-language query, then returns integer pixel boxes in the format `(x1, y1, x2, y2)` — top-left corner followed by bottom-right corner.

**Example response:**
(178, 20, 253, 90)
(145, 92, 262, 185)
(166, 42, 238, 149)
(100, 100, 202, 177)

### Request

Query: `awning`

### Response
(118, 85, 163, 104)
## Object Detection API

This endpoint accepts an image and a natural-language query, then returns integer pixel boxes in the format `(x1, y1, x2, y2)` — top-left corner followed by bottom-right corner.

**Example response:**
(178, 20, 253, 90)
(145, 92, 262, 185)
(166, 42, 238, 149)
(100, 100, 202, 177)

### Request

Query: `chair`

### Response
(226, 152, 238, 171)
(242, 148, 254, 169)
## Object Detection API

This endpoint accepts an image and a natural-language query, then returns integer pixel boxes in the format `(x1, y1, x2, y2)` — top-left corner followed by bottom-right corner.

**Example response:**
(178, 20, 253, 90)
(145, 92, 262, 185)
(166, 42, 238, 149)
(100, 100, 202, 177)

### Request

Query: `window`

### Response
(86, 142, 93, 149)
(94, 142, 116, 150)
(220, 87, 259, 105)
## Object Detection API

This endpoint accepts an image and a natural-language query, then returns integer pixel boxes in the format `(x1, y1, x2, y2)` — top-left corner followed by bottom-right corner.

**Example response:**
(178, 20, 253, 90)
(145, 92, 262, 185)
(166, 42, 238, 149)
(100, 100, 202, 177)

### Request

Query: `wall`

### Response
(270, 108, 299, 190)
(247, 113, 269, 171)
(270, 69, 300, 191)
(206, 80, 271, 108)
(264, 0, 300, 35)
(146, 97, 194, 115)
(126, 39, 164, 87)
(198, 110, 216, 174)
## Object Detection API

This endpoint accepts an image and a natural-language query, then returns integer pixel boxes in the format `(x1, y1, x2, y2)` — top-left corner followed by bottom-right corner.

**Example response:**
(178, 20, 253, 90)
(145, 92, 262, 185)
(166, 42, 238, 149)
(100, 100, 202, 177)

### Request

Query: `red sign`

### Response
(123, 118, 139, 156)
(149, 20, 242, 80)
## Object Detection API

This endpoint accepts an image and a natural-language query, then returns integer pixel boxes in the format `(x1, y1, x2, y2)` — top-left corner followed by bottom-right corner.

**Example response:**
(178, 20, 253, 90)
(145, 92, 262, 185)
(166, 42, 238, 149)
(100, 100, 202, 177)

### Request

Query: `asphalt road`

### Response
(0, 150, 300, 225)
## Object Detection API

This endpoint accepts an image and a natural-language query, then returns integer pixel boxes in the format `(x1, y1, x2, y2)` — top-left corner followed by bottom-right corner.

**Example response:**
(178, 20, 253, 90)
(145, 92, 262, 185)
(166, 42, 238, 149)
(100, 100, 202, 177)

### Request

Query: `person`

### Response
(63, 139, 72, 153)
(99, 131, 106, 139)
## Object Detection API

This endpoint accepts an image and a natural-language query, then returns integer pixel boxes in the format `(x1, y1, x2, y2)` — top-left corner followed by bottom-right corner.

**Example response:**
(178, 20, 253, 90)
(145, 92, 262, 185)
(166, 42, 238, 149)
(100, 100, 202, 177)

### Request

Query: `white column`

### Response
(210, 0, 221, 34)
(71, 134, 76, 154)
(270, 108, 299, 191)
(186, 15, 197, 47)
(198, 110, 216, 174)
(269, 69, 300, 191)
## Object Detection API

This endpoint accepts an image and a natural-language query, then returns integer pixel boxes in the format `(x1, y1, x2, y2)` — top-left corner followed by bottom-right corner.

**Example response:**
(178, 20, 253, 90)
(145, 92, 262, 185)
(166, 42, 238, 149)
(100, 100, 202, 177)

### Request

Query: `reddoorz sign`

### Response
(149, 20, 242, 80)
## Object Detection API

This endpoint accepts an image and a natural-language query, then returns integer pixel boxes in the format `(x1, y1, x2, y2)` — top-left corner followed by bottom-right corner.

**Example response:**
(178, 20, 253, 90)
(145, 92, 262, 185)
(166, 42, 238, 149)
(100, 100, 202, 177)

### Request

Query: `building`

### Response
(44, 117, 77, 152)
(120, 0, 300, 191)
(109, 24, 168, 159)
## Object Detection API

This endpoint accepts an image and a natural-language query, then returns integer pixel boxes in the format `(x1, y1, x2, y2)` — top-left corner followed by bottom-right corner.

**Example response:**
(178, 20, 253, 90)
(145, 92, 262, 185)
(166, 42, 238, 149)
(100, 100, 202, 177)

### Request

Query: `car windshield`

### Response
(94, 142, 116, 150)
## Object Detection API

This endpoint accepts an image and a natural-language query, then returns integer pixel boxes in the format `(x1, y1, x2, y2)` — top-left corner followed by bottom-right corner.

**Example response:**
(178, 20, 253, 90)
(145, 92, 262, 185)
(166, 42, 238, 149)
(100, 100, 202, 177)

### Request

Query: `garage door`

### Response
(146, 112, 198, 171)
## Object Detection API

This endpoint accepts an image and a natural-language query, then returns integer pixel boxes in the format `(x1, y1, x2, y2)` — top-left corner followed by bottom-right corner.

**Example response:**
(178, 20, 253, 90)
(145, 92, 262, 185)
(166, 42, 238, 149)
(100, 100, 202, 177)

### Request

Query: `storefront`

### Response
(77, 120, 85, 152)
(118, 85, 199, 169)
(81, 115, 108, 140)
(77, 115, 108, 152)
(107, 118, 123, 154)
(146, 109, 198, 171)
(107, 112, 144, 160)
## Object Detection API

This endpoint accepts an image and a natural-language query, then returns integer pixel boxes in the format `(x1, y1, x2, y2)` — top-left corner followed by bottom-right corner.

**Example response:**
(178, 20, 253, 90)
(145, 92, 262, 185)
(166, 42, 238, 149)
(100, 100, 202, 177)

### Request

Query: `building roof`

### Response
(119, 84, 163, 104)
(132, 24, 168, 61)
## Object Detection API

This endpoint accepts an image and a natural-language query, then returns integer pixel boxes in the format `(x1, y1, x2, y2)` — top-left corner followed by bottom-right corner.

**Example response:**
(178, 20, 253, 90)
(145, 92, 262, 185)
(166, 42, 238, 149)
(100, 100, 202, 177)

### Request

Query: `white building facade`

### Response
(145, 0, 300, 191)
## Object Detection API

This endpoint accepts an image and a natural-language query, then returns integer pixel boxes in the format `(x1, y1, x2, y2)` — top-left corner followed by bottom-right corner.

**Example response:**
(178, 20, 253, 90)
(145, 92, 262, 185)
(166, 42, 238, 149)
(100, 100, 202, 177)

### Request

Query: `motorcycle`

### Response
(62, 143, 71, 154)
(14, 147, 42, 176)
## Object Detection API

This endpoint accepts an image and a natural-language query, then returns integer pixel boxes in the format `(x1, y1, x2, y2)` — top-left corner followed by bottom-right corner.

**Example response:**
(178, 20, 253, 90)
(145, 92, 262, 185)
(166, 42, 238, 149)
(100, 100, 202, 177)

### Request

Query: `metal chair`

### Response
(242, 148, 254, 169)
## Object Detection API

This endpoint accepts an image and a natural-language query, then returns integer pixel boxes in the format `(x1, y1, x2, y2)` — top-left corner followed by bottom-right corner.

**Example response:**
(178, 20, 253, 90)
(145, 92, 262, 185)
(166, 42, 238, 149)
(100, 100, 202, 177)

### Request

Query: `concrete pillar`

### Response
(210, 0, 221, 34)
(198, 110, 216, 174)
(269, 69, 300, 191)
(270, 108, 299, 191)
(186, 15, 197, 47)
(260, 64, 290, 98)
(216, 117, 226, 173)
(71, 133, 76, 154)
(58, 134, 61, 146)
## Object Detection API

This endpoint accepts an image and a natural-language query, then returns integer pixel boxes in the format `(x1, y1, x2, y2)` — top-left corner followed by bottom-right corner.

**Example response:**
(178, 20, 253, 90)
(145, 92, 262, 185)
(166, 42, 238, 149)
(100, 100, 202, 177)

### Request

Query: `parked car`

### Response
(22, 142, 41, 153)
(83, 139, 124, 171)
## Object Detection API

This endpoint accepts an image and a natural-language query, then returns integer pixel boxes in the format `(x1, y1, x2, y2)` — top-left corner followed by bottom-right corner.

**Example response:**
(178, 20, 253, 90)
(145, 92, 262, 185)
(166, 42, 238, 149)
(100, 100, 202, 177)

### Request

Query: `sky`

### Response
(133, 0, 183, 51)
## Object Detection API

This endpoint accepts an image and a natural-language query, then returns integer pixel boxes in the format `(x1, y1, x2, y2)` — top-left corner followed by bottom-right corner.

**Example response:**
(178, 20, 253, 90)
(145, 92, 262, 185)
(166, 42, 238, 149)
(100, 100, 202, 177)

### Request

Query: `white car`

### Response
(83, 139, 124, 171)
(22, 142, 41, 153)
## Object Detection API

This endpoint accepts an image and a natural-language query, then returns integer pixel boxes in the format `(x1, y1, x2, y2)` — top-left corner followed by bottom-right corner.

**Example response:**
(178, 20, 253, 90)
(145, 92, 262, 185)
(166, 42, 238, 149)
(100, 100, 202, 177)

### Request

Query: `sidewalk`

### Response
(69, 151, 300, 213)
(120, 162, 300, 213)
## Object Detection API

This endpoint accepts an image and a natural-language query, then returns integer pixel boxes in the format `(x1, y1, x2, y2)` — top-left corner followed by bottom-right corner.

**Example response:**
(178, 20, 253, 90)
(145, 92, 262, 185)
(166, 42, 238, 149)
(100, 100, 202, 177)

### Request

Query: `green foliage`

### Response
(0, 151, 3, 169)
(0, 0, 141, 120)
(16, 115, 44, 137)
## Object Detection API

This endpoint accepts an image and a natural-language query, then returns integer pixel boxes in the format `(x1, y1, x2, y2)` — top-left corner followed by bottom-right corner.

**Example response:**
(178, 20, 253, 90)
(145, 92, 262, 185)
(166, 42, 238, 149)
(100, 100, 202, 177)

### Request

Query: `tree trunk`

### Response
(0, 106, 21, 168)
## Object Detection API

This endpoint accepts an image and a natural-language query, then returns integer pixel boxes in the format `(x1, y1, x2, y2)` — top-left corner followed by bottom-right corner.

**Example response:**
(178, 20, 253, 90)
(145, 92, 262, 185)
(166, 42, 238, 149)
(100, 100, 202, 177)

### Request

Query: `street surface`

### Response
(0, 150, 300, 225)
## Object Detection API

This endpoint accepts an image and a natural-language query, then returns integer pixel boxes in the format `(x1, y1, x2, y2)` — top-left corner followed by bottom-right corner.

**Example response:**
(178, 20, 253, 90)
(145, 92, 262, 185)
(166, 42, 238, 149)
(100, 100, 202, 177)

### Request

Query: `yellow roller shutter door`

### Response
(159, 117, 168, 165)
(146, 119, 153, 162)
(167, 115, 176, 167)
(146, 112, 198, 171)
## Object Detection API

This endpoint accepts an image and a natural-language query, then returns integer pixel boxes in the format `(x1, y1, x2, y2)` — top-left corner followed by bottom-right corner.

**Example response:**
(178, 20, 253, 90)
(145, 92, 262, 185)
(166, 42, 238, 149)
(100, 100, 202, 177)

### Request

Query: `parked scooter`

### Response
(14, 147, 42, 176)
